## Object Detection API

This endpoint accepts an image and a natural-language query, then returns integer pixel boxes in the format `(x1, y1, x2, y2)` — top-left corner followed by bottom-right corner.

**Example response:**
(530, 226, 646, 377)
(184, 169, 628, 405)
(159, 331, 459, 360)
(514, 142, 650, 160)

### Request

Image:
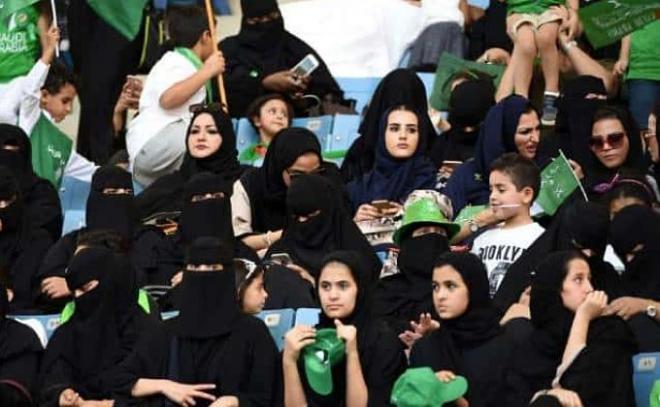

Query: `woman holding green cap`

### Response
(282, 251, 406, 406)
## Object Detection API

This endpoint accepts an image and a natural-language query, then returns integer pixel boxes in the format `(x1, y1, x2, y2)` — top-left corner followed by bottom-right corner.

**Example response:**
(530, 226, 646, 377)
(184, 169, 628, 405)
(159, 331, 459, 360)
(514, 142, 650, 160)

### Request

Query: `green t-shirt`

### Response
(507, 0, 563, 15)
(30, 113, 73, 188)
(0, 5, 40, 83)
(627, 20, 660, 82)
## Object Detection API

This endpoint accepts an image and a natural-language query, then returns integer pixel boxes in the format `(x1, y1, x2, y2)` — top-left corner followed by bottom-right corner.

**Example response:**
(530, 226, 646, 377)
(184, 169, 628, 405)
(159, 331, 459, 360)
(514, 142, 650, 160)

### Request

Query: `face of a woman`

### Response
(432, 265, 470, 319)
(560, 258, 593, 312)
(385, 110, 419, 159)
(254, 99, 290, 139)
(514, 111, 540, 160)
(282, 152, 321, 187)
(242, 273, 268, 315)
(318, 262, 358, 320)
(590, 118, 630, 169)
(188, 113, 222, 159)
(609, 196, 646, 219)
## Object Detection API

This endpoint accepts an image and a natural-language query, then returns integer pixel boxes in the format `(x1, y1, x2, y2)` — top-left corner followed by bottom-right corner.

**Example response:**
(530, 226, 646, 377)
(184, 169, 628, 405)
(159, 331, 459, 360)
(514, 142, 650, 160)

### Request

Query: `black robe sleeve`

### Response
(10, 229, 53, 310)
(361, 324, 407, 407)
(32, 232, 77, 311)
(0, 320, 43, 401)
(25, 179, 63, 242)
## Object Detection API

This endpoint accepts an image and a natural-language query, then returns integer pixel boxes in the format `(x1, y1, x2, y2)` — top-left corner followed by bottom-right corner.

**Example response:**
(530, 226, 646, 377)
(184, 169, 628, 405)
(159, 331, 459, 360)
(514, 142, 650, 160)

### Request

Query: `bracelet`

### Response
(562, 40, 578, 52)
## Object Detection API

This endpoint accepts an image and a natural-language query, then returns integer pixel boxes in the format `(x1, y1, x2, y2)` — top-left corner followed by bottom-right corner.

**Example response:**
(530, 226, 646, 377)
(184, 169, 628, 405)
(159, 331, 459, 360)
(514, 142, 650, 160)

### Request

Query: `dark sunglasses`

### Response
(189, 102, 225, 114)
(588, 132, 625, 150)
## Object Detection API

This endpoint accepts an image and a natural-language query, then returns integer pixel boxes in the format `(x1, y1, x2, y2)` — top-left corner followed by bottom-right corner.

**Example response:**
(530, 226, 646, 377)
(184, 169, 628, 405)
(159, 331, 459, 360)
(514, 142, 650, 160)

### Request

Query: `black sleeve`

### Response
(219, 39, 265, 118)
(11, 230, 53, 309)
(38, 336, 74, 407)
(32, 233, 76, 310)
(0, 324, 42, 399)
(25, 180, 63, 242)
(363, 327, 407, 407)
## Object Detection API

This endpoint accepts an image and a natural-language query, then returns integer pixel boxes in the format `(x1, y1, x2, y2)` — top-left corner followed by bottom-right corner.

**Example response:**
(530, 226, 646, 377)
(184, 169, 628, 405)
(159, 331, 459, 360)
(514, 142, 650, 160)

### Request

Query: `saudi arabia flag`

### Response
(0, 0, 40, 22)
(86, 0, 149, 41)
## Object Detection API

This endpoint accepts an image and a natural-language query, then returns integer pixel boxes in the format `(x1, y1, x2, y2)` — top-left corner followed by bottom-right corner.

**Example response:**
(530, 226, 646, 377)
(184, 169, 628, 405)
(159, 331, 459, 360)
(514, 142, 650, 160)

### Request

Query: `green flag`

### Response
(0, 0, 39, 22)
(429, 52, 505, 111)
(30, 113, 73, 188)
(536, 151, 585, 216)
(86, 0, 149, 41)
(454, 205, 487, 224)
(580, 0, 660, 49)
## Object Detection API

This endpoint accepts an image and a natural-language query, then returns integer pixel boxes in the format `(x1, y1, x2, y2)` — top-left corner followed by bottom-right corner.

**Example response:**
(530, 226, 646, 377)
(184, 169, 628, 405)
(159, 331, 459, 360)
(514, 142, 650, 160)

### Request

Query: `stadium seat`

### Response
(336, 77, 380, 115)
(235, 118, 260, 159)
(9, 314, 61, 347)
(417, 72, 435, 99)
(633, 352, 660, 407)
(256, 308, 295, 351)
(292, 115, 333, 149)
(294, 307, 321, 327)
(58, 176, 90, 212)
(62, 209, 86, 236)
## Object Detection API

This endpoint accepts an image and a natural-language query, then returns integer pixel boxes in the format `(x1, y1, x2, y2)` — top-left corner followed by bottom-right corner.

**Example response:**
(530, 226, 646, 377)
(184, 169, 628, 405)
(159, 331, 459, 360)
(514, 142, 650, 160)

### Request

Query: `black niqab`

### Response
(86, 166, 137, 241)
(0, 125, 37, 191)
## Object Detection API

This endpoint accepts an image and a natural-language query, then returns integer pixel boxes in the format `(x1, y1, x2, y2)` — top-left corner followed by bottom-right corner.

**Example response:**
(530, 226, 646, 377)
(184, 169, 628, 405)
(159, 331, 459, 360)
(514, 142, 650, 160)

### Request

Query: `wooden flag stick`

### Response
(203, 0, 228, 112)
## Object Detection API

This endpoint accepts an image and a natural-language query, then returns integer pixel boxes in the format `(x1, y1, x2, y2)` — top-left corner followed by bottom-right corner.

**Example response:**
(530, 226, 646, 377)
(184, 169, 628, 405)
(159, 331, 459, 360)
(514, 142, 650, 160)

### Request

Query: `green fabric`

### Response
(627, 20, 660, 81)
(507, 0, 563, 15)
(175, 46, 213, 103)
(580, 0, 660, 49)
(59, 289, 152, 324)
(536, 151, 581, 216)
(302, 328, 346, 396)
(86, 0, 149, 41)
(321, 150, 347, 160)
(238, 142, 267, 164)
(454, 205, 488, 225)
(651, 379, 660, 407)
(429, 53, 505, 111)
(391, 367, 468, 407)
(0, 3, 40, 83)
(30, 113, 73, 188)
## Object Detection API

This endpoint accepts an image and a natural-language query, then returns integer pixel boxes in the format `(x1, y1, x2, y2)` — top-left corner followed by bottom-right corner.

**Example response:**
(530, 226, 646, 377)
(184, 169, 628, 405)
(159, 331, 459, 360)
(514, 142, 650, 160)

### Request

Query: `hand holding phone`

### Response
(270, 253, 293, 266)
(291, 53, 320, 78)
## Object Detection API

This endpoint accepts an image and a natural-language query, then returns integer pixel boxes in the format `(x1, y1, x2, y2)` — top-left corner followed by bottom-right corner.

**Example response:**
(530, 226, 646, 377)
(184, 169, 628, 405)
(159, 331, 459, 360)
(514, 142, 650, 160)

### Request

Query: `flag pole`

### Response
(49, 0, 60, 57)
(559, 149, 589, 202)
(203, 0, 228, 113)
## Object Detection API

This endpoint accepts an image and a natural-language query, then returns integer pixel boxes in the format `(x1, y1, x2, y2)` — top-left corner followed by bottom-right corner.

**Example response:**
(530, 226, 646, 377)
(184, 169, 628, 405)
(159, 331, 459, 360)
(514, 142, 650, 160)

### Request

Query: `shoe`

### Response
(541, 93, 559, 126)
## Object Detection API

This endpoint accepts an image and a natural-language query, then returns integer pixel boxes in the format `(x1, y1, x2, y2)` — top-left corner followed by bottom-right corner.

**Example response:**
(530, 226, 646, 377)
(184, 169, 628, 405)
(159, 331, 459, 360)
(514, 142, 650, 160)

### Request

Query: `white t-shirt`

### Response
(126, 51, 206, 167)
(421, 0, 464, 27)
(471, 222, 545, 297)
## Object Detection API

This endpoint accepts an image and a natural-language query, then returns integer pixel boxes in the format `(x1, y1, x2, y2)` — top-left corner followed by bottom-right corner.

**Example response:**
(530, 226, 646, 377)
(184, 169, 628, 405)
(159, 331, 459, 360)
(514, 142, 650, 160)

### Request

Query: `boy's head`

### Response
(246, 94, 293, 139)
(167, 6, 214, 59)
(40, 62, 77, 123)
(488, 152, 540, 220)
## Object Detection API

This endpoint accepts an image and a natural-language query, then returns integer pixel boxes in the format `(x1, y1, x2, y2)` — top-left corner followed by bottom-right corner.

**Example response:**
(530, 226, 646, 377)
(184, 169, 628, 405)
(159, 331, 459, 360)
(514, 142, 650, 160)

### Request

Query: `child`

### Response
(126, 5, 225, 187)
(470, 152, 544, 297)
(235, 262, 268, 315)
(240, 93, 293, 166)
(506, 0, 578, 125)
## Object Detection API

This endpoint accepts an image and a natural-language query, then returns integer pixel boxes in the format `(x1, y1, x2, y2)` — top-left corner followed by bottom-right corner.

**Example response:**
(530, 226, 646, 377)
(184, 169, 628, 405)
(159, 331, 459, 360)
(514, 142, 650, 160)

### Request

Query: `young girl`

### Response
(235, 263, 268, 315)
(282, 251, 406, 406)
(240, 94, 293, 166)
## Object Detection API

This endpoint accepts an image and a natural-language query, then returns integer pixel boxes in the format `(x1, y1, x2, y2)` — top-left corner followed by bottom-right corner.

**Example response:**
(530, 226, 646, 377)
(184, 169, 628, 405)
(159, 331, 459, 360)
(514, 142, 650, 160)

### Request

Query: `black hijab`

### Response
(609, 204, 660, 300)
(86, 166, 137, 241)
(342, 69, 438, 180)
(346, 107, 437, 211)
(271, 174, 376, 278)
(237, 0, 285, 55)
(0, 124, 37, 191)
(0, 167, 27, 284)
(240, 127, 322, 233)
(136, 109, 241, 219)
(169, 237, 241, 338)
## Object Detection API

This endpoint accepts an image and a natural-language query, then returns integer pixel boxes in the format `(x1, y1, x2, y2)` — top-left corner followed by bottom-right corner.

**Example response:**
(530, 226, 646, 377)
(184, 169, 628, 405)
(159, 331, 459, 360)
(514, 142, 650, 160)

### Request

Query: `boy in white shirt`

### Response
(126, 6, 225, 186)
(471, 152, 544, 297)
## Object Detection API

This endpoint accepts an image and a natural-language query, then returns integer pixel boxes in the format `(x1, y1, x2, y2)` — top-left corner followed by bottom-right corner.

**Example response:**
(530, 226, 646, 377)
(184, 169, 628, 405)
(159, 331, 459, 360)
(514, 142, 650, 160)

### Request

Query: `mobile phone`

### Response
(372, 200, 396, 212)
(291, 54, 320, 77)
(441, 160, 463, 170)
(271, 253, 293, 266)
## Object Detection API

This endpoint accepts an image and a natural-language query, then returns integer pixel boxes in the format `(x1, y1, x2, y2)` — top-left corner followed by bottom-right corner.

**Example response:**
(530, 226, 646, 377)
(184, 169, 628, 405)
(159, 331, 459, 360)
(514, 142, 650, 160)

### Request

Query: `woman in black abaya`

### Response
(115, 237, 281, 406)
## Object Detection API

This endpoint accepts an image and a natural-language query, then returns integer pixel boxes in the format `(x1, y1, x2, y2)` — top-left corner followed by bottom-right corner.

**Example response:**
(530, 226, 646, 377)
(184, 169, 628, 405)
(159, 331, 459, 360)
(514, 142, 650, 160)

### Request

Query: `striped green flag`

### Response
(0, 0, 40, 21)
(86, 0, 149, 41)
(536, 151, 586, 216)
(580, 0, 660, 49)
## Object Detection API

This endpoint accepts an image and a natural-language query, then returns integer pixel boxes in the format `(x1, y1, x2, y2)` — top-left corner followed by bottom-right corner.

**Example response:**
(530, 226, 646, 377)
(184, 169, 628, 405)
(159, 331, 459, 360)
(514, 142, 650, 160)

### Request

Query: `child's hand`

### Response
(613, 59, 629, 76)
(45, 26, 60, 50)
(435, 370, 456, 382)
(203, 51, 226, 78)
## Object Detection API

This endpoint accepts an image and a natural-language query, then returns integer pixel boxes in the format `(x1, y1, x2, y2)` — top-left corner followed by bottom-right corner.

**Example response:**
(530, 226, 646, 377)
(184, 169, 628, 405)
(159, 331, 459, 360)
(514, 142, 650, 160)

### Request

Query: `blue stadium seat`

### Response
(235, 118, 260, 159)
(62, 210, 86, 236)
(292, 115, 333, 149)
(417, 72, 435, 99)
(231, 118, 238, 132)
(294, 307, 321, 327)
(336, 77, 380, 115)
(59, 176, 90, 212)
(256, 308, 295, 351)
(633, 352, 660, 407)
(9, 314, 61, 347)
(328, 114, 360, 152)
(133, 180, 144, 196)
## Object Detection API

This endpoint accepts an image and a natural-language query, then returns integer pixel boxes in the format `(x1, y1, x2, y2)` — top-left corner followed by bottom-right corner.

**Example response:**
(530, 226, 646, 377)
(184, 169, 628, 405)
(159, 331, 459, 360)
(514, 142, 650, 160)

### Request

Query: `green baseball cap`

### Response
(302, 328, 346, 396)
(391, 367, 468, 407)
(651, 379, 660, 407)
(393, 198, 461, 244)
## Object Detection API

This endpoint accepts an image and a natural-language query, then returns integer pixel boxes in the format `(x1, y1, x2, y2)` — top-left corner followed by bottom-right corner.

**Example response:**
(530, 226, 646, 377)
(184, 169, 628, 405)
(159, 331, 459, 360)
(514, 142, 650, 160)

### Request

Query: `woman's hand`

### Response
(435, 370, 457, 382)
(210, 396, 239, 407)
(160, 381, 216, 407)
(568, 159, 584, 180)
(262, 71, 306, 93)
(576, 290, 608, 321)
(41, 276, 71, 299)
(170, 271, 183, 287)
(286, 264, 316, 288)
(283, 325, 317, 362)
(354, 204, 382, 222)
(545, 388, 583, 407)
(59, 388, 83, 407)
(411, 313, 441, 337)
(500, 303, 531, 325)
(335, 319, 358, 354)
(603, 296, 648, 320)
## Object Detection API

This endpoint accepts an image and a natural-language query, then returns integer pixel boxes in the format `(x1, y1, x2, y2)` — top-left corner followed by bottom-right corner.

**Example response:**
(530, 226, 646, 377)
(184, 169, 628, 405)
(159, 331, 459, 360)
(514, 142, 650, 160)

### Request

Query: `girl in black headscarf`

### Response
(342, 69, 438, 182)
(115, 237, 281, 406)
(38, 246, 153, 406)
(506, 251, 636, 407)
(135, 108, 242, 219)
(220, 0, 344, 118)
(0, 166, 53, 311)
(0, 124, 62, 241)
(409, 252, 521, 407)
(232, 127, 342, 252)
(151, 172, 258, 289)
(0, 280, 43, 406)
(34, 165, 153, 312)
(605, 205, 660, 351)
(347, 105, 437, 218)
(282, 251, 406, 407)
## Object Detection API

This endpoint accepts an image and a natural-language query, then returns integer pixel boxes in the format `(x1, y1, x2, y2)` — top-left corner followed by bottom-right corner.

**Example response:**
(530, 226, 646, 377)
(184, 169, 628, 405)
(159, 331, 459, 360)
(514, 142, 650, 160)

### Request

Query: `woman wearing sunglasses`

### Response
(585, 106, 653, 197)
